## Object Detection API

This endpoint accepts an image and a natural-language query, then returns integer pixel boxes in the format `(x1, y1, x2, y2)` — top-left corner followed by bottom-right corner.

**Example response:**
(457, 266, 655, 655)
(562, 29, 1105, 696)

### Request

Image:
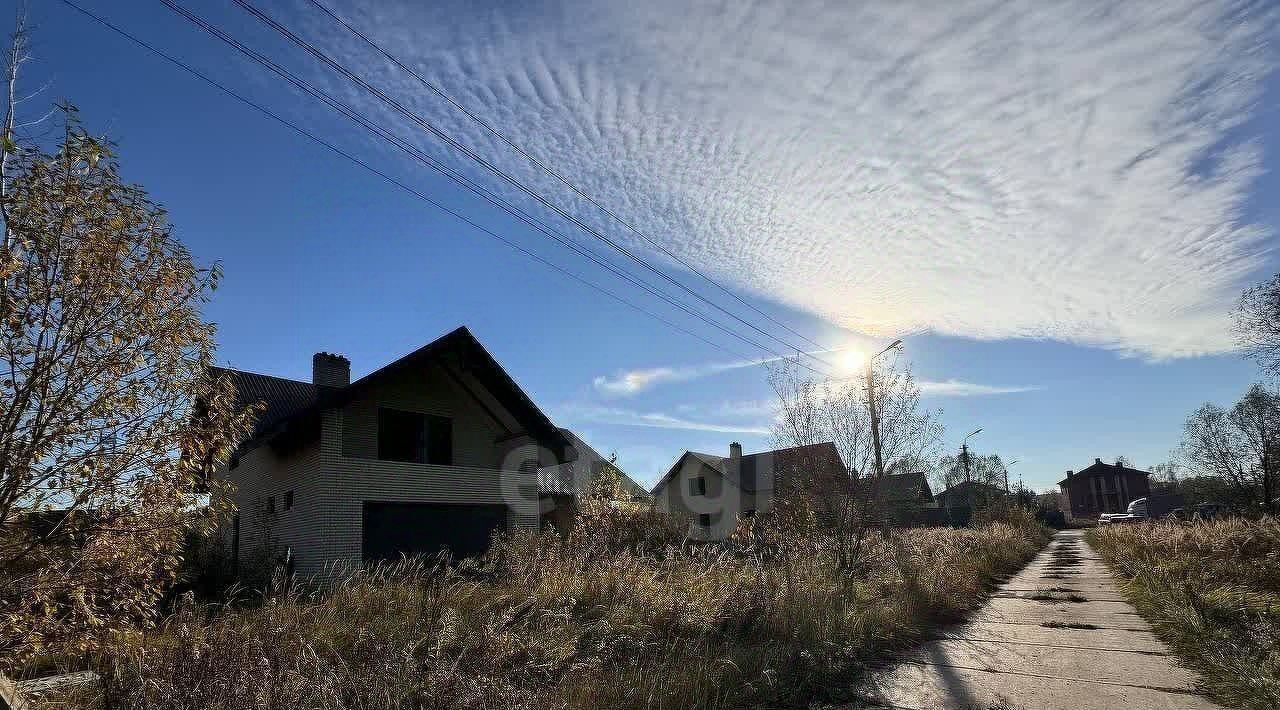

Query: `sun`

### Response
(838, 349, 866, 373)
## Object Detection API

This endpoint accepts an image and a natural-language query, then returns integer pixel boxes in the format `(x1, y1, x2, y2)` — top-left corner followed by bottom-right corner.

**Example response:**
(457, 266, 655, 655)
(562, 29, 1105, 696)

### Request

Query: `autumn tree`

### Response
(1180, 384, 1280, 512)
(0, 108, 254, 666)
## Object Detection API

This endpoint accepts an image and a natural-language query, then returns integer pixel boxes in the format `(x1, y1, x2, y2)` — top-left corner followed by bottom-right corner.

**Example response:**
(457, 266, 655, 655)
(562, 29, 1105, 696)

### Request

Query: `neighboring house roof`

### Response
(936, 480, 1006, 506)
(536, 429, 649, 499)
(650, 442, 844, 495)
(852, 471, 933, 504)
(1058, 459, 1152, 487)
(214, 326, 570, 461)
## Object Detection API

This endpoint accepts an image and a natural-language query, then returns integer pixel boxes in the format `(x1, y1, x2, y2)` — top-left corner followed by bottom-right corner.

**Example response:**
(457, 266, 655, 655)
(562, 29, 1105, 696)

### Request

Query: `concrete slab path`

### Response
(852, 529, 1222, 710)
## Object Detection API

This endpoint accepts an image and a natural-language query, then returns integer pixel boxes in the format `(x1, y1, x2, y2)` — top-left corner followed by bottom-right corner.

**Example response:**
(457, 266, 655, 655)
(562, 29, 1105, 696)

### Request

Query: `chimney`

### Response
(729, 442, 742, 460)
(1095, 458, 1103, 465)
(312, 352, 350, 388)
(1066, 470, 1074, 479)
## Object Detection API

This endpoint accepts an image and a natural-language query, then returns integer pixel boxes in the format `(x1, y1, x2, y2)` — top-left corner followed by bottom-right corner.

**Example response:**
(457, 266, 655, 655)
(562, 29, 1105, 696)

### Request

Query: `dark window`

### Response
(698, 513, 712, 528)
(284, 490, 294, 511)
(378, 409, 453, 464)
(689, 476, 707, 496)
(266, 496, 275, 515)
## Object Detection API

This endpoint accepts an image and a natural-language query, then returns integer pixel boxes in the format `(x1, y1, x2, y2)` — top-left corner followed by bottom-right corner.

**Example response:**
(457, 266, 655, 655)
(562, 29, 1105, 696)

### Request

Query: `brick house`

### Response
(213, 326, 573, 577)
(536, 429, 649, 534)
(650, 441, 844, 540)
(1058, 458, 1151, 519)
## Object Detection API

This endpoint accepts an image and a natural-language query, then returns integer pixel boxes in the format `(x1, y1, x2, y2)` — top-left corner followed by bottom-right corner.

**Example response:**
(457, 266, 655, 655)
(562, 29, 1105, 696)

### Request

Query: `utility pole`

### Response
(848, 338, 902, 563)
(961, 428, 982, 485)
(867, 361, 885, 482)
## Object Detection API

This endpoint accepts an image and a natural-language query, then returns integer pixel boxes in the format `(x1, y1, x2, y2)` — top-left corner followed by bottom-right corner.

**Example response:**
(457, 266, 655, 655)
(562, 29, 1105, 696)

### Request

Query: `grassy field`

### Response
(36, 505, 1049, 710)
(1088, 517, 1280, 710)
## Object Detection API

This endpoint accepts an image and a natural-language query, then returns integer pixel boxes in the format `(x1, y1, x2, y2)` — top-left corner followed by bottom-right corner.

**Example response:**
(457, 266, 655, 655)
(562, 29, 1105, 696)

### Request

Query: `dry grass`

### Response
(39, 506, 1049, 710)
(1088, 517, 1280, 710)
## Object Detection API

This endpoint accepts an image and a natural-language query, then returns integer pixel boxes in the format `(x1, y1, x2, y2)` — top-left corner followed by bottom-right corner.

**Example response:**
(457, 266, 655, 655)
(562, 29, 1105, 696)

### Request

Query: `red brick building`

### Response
(1058, 459, 1151, 519)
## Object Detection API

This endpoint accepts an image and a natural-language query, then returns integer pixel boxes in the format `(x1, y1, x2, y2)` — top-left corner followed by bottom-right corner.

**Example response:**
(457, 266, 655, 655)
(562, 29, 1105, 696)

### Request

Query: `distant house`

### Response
(851, 471, 935, 525)
(1059, 458, 1151, 519)
(650, 441, 844, 540)
(536, 430, 649, 533)
(213, 326, 573, 577)
(934, 480, 1007, 526)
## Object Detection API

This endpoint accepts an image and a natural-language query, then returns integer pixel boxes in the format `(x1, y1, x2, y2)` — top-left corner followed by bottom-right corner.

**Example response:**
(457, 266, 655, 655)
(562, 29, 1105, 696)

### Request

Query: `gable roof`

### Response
(936, 479, 1006, 504)
(852, 471, 932, 503)
(1058, 460, 1152, 487)
(650, 442, 844, 495)
(216, 326, 570, 461)
(537, 429, 649, 499)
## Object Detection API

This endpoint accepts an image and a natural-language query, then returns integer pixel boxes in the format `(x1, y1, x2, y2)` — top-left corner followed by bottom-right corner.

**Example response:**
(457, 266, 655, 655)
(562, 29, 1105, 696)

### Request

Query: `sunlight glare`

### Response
(838, 349, 866, 373)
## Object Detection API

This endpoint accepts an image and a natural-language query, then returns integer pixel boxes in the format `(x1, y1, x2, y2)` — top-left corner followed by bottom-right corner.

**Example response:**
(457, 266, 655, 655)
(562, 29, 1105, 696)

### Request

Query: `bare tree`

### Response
(936, 452, 1008, 492)
(1180, 384, 1279, 512)
(768, 352, 943, 567)
(1235, 273, 1280, 376)
(0, 107, 255, 666)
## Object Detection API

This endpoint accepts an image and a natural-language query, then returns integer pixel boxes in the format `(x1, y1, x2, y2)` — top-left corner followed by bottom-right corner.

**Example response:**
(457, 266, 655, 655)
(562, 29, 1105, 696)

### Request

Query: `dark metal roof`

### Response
(214, 326, 570, 461)
(852, 471, 932, 503)
(1057, 460, 1151, 487)
(936, 480, 1007, 506)
(651, 442, 844, 494)
(211, 367, 318, 441)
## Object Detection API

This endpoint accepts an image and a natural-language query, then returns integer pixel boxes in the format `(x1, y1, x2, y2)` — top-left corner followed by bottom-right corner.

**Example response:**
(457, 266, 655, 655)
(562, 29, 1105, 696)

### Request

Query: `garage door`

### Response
(361, 502, 508, 562)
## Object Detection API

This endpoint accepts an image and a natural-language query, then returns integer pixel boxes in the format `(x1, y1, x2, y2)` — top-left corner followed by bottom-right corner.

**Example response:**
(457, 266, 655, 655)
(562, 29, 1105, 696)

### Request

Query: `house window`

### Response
(689, 476, 707, 496)
(377, 409, 453, 464)
(266, 496, 275, 515)
(698, 513, 712, 529)
(284, 490, 294, 511)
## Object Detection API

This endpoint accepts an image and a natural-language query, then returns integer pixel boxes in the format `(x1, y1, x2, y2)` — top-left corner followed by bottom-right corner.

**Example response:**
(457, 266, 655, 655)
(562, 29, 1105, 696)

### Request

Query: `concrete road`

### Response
(852, 529, 1223, 710)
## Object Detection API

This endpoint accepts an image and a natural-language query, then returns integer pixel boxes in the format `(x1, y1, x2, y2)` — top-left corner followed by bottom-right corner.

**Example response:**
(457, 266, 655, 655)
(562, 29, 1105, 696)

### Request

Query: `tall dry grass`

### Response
(1089, 517, 1280, 710)
(50, 504, 1048, 710)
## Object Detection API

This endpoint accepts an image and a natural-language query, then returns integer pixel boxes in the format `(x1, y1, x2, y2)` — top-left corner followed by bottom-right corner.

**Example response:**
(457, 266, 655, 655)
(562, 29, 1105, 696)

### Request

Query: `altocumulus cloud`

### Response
(297, 0, 1273, 358)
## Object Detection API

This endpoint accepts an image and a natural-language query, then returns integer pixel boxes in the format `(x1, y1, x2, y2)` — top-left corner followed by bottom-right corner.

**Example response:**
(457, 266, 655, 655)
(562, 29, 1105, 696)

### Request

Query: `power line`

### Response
(305, 0, 829, 354)
(148, 0, 830, 376)
(228, 0, 837, 373)
(53, 0, 762, 365)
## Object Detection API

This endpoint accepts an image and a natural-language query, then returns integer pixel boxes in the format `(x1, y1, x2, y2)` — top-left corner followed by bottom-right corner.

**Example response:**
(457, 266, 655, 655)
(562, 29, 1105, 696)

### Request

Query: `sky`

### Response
(11, 0, 1279, 490)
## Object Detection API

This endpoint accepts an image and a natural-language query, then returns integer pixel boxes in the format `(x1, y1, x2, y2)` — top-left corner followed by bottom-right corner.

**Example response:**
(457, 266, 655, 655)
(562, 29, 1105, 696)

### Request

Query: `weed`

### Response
(1089, 517, 1280, 710)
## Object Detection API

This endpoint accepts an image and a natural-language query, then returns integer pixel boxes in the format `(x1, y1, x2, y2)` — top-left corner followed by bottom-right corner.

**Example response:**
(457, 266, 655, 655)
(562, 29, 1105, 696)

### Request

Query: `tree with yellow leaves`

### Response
(0, 106, 255, 667)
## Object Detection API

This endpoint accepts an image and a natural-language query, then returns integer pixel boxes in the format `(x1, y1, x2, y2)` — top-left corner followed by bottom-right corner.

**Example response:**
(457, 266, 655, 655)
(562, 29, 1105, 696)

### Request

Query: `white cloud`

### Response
(919, 380, 1042, 397)
(558, 404, 771, 434)
(592, 352, 805, 395)
(299, 0, 1273, 358)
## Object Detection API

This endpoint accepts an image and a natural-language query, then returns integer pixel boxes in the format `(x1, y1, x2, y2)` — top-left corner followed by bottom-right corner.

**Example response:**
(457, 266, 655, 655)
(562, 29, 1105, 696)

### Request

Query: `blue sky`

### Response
(14, 0, 1277, 490)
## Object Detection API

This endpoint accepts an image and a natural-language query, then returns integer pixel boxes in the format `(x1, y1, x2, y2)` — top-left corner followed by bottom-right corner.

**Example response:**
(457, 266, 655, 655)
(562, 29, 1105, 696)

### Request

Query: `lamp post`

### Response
(961, 428, 982, 484)
(1006, 459, 1019, 494)
(866, 339, 903, 481)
